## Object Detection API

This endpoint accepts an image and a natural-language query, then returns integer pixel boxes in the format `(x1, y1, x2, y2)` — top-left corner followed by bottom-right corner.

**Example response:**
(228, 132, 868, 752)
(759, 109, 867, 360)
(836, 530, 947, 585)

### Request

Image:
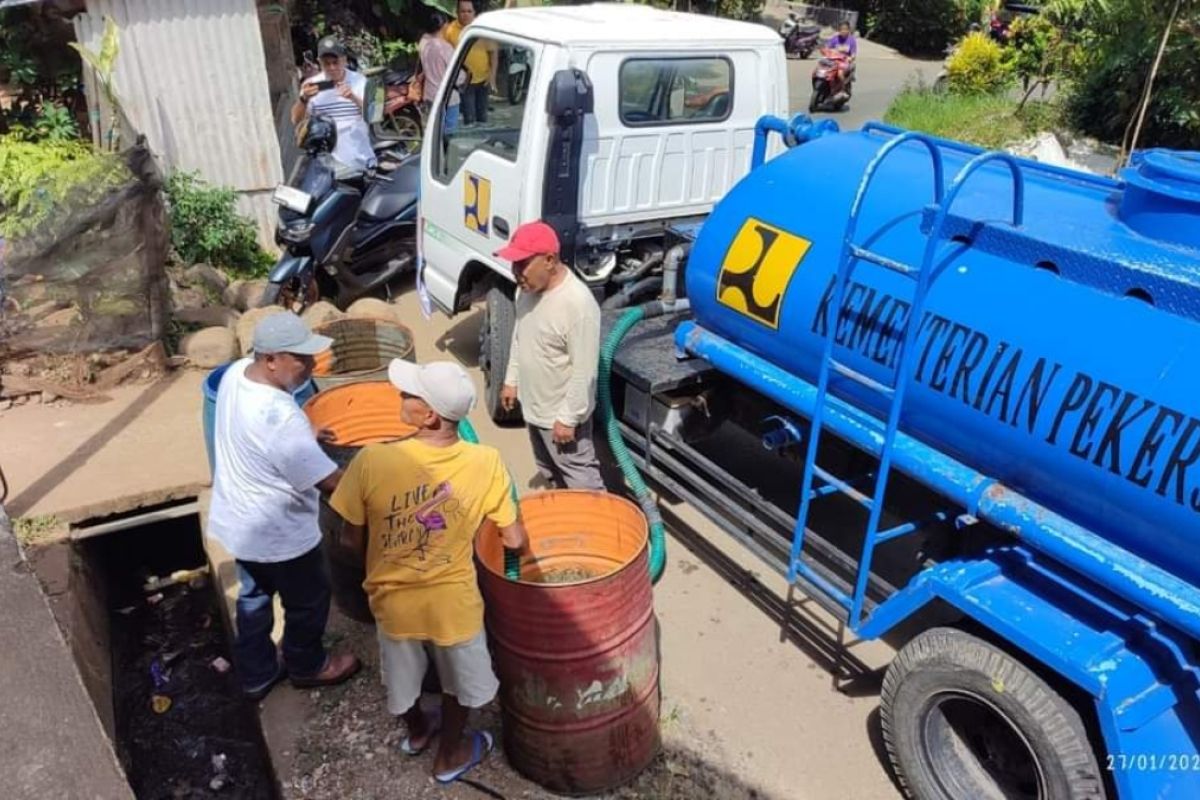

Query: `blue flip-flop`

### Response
(400, 709, 443, 756)
(434, 730, 494, 784)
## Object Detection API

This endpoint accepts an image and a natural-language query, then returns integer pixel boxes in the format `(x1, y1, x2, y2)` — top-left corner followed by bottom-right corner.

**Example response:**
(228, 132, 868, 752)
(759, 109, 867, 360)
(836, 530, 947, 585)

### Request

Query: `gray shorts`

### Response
(528, 416, 605, 491)
(377, 628, 500, 714)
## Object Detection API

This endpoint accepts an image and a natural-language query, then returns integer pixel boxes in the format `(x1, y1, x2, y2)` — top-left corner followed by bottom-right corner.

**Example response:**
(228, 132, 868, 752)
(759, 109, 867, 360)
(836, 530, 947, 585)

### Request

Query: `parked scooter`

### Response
(809, 48, 853, 112)
(780, 13, 822, 59)
(378, 66, 424, 148)
(265, 116, 419, 310)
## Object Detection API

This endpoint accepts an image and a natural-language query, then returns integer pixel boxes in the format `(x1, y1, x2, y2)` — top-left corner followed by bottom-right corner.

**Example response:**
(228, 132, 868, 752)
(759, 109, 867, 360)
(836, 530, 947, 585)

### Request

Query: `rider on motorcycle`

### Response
(827, 21, 858, 83)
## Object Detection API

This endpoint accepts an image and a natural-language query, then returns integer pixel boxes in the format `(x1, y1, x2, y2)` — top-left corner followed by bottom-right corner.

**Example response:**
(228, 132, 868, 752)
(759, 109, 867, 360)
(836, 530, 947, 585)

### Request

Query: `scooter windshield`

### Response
(280, 155, 336, 223)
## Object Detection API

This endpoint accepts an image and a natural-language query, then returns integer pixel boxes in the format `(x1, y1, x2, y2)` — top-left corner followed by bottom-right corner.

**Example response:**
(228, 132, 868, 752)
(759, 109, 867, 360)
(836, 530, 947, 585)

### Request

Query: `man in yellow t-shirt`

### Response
(445, 0, 494, 126)
(329, 358, 528, 785)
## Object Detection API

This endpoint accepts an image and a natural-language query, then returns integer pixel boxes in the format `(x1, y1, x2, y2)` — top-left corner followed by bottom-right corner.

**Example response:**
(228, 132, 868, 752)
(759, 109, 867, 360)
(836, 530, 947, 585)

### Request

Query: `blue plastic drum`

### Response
(202, 361, 317, 474)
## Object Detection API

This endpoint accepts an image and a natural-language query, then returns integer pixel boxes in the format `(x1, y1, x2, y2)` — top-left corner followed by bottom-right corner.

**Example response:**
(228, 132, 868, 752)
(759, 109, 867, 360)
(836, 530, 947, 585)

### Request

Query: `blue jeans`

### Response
(444, 103, 460, 134)
(234, 545, 331, 691)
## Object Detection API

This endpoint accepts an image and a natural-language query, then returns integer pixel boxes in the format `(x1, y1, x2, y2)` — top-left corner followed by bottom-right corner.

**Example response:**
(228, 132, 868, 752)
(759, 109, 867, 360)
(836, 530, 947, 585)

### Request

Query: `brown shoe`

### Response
(290, 651, 361, 689)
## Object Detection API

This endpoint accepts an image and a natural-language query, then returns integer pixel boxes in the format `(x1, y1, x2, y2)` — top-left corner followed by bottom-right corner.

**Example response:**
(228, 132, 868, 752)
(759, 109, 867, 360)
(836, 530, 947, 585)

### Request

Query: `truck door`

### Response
(420, 35, 543, 313)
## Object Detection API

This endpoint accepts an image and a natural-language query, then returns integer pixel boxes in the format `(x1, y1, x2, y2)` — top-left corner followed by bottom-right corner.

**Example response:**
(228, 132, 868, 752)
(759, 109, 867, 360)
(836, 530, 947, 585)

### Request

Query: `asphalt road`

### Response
(783, 34, 941, 131)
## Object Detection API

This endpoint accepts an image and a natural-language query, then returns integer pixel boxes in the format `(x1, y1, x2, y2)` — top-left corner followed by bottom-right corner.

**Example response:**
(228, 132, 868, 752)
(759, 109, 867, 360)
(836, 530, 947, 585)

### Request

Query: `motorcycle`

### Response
(377, 66, 425, 149)
(506, 48, 530, 105)
(780, 13, 822, 59)
(264, 116, 420, 311)
(809, 48, 853, 113)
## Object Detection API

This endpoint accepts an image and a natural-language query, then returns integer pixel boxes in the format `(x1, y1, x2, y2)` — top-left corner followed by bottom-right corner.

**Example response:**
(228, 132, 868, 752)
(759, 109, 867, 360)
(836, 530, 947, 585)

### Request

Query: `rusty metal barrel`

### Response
(475, 490, 661, 795)
(304, 381, 414, 623)
(312, 317, 414, 391)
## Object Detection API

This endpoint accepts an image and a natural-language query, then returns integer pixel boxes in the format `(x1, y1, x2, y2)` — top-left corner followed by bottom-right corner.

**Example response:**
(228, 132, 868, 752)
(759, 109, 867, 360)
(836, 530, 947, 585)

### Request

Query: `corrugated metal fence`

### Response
(75, 0, 284, 248)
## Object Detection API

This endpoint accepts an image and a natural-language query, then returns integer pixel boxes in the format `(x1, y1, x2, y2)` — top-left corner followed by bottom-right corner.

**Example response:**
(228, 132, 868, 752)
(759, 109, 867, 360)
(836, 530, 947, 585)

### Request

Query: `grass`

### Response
(883, 88, 1063, 150)
(13, 515, 66, 547)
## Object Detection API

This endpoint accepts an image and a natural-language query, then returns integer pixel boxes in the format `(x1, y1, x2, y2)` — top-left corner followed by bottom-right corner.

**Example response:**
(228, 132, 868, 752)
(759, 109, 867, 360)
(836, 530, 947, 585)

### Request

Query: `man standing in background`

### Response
(419, 9, 462, 131)
(497, 221, 606, 492)
(444, 0, 494, 126)
(291, 36, 375, 171)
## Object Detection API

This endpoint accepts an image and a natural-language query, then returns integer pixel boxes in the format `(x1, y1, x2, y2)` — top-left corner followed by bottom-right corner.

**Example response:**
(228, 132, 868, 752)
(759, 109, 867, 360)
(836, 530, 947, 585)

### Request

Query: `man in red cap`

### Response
(494, 221, 605, 491)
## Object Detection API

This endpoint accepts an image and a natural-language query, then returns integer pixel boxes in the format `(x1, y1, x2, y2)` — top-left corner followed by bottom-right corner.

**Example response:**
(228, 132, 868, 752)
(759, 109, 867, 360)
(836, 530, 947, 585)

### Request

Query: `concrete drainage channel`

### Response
(26, 499, 278, 799)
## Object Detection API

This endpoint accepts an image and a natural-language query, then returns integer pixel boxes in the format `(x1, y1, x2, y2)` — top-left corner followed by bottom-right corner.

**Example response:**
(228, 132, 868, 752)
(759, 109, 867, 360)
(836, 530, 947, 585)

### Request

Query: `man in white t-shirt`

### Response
(208, 312, 361, 700)
(291, 36, 376, 171)
(496, 221, 605, 491)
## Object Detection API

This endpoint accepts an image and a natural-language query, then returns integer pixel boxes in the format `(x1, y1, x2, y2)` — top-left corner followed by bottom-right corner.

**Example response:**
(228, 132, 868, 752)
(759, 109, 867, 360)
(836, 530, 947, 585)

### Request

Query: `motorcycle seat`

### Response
(358, 158, 419, 222)
(797, 24, 821, 34)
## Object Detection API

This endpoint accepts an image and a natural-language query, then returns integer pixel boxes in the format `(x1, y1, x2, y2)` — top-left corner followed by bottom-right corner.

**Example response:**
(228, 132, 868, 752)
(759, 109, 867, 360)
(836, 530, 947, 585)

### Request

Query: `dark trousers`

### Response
(461, 81, 489, 125)
(234, 545, 330, 691)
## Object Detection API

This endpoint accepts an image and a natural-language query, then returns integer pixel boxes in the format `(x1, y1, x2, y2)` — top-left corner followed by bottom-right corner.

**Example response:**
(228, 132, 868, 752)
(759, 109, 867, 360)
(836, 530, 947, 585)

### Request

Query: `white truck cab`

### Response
(418, 3, 788, 419)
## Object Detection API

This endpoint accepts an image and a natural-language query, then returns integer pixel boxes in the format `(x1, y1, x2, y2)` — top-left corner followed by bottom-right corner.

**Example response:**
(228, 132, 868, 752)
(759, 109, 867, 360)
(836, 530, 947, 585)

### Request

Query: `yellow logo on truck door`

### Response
(464, 172, 491, 235)
(717, 218, 812, 329)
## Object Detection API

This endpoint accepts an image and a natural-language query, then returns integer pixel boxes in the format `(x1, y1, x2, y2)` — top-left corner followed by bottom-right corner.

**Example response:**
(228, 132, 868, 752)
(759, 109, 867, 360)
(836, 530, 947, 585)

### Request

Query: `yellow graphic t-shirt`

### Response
(329, 438, 516, 645)
(445, 21, 491, 85)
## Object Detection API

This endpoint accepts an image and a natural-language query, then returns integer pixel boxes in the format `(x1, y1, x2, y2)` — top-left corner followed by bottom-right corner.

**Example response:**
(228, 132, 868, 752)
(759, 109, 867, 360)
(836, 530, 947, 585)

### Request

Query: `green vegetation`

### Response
(165, 172, 273, 278)
(0, 133, 129, 239)
(13, 515, 65, 547)
(884, 89, 1062, 149)
(946, 31, 1013, 94)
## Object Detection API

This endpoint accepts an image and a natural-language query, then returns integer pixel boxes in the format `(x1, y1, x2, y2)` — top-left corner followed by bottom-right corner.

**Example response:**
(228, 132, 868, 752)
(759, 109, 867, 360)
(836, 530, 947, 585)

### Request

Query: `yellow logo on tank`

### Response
(716, 218, 812, 329)
(464, 172, 491, 235)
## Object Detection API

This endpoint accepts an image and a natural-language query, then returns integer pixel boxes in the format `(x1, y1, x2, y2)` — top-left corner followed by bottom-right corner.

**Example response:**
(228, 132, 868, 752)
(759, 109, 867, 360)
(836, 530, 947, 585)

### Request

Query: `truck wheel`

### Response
(480, 287, 522, 424)
(880, 627, 1105, 800)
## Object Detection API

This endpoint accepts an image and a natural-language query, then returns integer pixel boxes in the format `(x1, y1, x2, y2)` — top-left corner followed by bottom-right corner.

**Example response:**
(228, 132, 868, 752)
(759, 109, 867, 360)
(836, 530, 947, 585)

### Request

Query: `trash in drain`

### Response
(88, 516, 276, 799)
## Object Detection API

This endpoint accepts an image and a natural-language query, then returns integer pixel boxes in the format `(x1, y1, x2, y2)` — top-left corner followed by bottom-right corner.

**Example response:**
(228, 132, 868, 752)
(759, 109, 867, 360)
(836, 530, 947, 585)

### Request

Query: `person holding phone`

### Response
(291, 36, 375, 171)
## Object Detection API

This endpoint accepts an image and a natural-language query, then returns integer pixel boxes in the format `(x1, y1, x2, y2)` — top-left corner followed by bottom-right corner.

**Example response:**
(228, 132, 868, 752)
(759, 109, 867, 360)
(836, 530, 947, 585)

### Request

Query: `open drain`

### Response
(62, 505, 277, 799)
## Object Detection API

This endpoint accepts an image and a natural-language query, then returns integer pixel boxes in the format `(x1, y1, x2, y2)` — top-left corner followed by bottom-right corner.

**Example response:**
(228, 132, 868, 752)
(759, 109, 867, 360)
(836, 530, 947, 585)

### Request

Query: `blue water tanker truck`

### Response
(600, 117, 1200, 800)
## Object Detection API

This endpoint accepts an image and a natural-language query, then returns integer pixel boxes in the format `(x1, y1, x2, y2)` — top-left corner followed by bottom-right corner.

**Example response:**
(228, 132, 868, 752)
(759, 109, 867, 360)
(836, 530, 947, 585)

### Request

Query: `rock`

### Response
(222, 280, 245, 309)
(180, 327, 239, 368)
(301, 301, 345, 329)
(175, 306, 242, 329)
(223, 279, 272, 312)
(41, 391, 58, 404)
(171, 285, 209, 312)
(184, 263, 230, 294)
(346, 297, 401, 325)
(236, 306, 287, 355)
(0, 399, 12, 411)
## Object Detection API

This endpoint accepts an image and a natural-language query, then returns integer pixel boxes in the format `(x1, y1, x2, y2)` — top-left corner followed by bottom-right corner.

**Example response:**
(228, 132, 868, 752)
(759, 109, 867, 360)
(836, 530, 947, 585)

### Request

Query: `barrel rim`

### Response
(475, 489, 650, 587)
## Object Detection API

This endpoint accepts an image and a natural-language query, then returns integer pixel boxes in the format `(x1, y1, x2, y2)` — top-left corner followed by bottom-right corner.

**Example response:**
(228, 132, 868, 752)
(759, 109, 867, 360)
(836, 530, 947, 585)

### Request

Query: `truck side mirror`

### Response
(546, 68, 594, 120)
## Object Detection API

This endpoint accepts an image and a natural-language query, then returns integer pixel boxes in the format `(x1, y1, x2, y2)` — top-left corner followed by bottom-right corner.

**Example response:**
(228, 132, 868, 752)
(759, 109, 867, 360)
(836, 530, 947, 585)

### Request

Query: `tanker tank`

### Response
(681, 123, 1200, 586)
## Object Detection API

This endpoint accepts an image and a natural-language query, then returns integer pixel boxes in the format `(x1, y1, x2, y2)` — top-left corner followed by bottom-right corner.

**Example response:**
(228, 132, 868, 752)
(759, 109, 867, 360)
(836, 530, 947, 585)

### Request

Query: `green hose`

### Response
(458, 417, 522, 580)
(598, 306, 668, 584)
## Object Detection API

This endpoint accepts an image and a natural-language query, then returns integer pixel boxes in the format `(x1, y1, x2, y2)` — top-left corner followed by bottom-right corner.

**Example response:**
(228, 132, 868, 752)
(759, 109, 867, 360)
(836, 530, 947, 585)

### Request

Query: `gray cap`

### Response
(251, 312, 333, 355)
(317, 36, 346, 58)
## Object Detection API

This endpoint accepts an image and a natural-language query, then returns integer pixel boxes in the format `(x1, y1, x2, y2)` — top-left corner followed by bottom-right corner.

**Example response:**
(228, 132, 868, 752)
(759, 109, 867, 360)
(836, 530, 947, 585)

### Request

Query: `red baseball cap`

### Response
(494, 221, 560, 262)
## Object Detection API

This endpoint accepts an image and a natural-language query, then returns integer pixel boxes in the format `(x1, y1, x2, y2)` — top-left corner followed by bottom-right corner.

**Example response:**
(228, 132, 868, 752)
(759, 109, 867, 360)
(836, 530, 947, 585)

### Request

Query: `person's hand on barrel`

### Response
(316, 426, 338, 445)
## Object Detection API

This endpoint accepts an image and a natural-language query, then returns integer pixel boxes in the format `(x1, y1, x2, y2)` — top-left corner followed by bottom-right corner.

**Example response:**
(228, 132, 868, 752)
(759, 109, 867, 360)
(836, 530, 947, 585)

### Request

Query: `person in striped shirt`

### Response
(291, 36, 376, 172)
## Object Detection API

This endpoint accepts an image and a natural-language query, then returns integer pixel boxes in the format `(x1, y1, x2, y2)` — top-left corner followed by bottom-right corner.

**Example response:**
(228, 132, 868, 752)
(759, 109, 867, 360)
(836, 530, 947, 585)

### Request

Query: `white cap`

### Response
(387, 359, 476, 422)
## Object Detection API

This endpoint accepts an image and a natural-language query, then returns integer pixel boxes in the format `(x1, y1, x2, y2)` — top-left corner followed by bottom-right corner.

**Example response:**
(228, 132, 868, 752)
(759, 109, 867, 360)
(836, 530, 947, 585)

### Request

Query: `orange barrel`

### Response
(311, 317, 414, 391)
(475, 490, 660, 794)
(305, 381, 414, 623)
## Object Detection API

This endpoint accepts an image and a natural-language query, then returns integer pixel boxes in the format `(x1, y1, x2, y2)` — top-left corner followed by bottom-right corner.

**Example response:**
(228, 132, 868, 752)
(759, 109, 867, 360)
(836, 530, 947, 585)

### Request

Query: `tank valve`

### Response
(1119, 149, 1200, 250)
(761, 415, 805, 451)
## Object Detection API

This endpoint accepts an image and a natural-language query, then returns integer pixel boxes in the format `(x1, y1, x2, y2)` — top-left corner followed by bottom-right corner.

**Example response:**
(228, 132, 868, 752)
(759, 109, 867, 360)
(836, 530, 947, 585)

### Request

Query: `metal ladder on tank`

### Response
(785, 132, 1027, 673)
